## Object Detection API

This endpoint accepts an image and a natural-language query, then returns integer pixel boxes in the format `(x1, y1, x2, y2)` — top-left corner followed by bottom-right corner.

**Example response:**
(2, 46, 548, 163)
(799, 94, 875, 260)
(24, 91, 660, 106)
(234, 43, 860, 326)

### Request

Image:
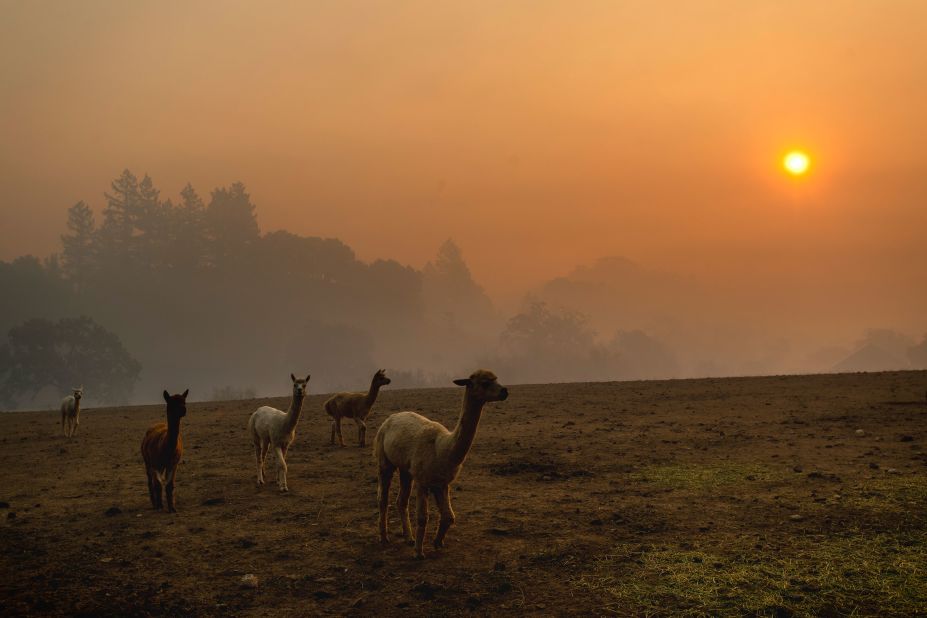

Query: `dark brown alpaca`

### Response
(141, 389, 188, 513)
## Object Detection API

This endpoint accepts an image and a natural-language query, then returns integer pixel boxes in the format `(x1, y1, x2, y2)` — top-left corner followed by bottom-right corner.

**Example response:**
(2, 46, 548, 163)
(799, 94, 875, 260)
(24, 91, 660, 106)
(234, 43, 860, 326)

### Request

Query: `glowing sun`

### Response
(783, 150, 810, 176)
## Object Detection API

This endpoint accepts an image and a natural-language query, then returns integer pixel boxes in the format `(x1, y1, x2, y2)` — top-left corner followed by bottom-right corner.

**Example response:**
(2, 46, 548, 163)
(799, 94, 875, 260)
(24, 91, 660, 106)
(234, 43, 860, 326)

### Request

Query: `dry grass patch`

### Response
(575, 532, 927, 617)
(843, 474, 927, 513)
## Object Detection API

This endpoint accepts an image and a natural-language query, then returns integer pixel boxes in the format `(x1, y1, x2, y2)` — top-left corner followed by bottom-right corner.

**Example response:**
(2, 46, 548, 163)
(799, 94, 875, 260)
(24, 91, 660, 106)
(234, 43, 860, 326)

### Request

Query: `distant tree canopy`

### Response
(501, 300, 596, 359)
(491, 301, 679, 384)
(492, 301, 611, 383)
(0, 169, 498, 402)
(0, 316, 141, 408)
(422, 239, 495, 330)
(0, 168, 703, 404)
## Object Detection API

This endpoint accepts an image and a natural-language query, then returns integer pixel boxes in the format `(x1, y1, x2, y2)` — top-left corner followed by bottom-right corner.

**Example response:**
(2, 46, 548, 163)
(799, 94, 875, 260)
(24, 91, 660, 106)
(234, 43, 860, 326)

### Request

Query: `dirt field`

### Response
(1, 371, 925, 616)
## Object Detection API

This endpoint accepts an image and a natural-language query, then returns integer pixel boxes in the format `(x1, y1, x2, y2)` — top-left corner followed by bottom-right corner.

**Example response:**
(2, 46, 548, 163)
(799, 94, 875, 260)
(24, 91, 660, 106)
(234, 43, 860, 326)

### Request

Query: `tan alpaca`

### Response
(374, 369, 508, 559)
(324, 369, 391, 447)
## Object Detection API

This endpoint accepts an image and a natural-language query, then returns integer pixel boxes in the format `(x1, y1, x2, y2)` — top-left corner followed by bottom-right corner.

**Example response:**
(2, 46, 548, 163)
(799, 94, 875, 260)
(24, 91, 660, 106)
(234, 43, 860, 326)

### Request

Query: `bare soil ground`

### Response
(1, 371, 926, 616)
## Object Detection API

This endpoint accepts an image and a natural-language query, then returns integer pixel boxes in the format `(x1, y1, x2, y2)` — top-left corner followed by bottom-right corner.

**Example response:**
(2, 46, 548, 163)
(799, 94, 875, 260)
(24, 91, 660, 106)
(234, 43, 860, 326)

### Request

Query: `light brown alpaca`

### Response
(324, 369, 391, 447)
(374, 369, 508, 558)
(141, 390, 187, 513)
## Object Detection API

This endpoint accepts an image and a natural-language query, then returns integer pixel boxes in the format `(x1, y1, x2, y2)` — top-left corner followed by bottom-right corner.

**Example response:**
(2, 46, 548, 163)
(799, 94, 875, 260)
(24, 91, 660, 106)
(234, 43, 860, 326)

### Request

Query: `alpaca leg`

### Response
(146, 468, 158, 509)
(433, 485, 456, 549)
(274, 446, 288, 492)
(61, 412, 66, 436)
(335, 417, 345, 447)
(397, 470, 413, 541)
(259, 439, 269, 476)
(377, 464, 394, 544)
(414, 486, 429, 559)
(165, 468, 178, 513)
(72, 414, 79, 436)
(253, 441, 264, 486)
(151, 474, 163, 510)
(357, 420, 367, 447)
(330, 418, 337, 445)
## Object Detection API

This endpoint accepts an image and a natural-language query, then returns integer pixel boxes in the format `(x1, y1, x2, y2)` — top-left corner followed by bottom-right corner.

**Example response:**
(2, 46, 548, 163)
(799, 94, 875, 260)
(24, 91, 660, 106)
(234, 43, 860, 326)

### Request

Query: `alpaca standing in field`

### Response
(60, 386, 83, 438)
(324, 369, 391, 447)
(374, 369, 508, 558)
(141, 389, 188, 513)
(248, 373, 310, 492)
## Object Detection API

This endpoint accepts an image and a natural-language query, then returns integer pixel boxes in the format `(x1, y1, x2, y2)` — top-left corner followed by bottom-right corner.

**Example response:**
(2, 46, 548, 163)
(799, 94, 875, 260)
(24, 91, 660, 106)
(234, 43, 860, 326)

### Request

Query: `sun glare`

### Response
(783, 150, 810, 176)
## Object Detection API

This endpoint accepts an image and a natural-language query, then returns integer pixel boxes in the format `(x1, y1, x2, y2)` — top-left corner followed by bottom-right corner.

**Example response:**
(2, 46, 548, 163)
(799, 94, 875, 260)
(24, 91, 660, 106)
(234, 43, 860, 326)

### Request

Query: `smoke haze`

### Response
(1, 1, 925, 405)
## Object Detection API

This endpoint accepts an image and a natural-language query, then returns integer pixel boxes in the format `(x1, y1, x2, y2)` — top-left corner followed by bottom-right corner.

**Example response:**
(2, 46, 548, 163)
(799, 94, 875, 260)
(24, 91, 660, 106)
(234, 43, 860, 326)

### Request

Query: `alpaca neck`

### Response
(284, 393, 305, 431)
(74, 399, 81, 414)
(447, 392, 485, 466)
(165, 415, 182, 453)
(365, 381, 383, 407)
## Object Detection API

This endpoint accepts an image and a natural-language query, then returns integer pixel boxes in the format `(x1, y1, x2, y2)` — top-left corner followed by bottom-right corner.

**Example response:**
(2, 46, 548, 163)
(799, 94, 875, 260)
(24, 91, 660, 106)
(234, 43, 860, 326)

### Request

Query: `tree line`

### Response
(1, 169, 693, 410)
(0, 170, 500, 408)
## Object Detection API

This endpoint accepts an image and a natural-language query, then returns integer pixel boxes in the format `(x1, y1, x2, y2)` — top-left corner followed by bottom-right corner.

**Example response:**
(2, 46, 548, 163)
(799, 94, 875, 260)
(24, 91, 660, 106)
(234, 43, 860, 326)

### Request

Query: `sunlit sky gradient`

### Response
(2, 1, 926, 338)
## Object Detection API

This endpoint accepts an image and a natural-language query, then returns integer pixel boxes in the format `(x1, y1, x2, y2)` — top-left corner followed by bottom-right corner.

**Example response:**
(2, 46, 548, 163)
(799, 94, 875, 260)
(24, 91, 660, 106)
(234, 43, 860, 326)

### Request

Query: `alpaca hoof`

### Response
(414, 552, 426, 560)
(433, 540, 444, 550)
(380, 536, 390, 545)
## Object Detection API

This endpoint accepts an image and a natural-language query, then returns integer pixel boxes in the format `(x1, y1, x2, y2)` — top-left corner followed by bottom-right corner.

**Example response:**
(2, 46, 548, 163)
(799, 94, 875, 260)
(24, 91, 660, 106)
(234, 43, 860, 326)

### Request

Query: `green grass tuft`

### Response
(630, 463, 780, 491)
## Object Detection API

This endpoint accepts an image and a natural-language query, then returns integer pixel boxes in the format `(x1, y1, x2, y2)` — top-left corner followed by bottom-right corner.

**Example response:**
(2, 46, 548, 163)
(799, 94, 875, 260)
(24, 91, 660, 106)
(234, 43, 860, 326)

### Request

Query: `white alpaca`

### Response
(247, 373, 309, 492)
(60, 386, 83, 438)
(374, 369, 508, 558)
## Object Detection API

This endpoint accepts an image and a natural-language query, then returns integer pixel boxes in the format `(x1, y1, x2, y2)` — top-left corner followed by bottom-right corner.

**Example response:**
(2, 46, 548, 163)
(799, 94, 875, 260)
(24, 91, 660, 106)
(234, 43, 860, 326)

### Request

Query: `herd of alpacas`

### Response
(59, 369, 508, 559)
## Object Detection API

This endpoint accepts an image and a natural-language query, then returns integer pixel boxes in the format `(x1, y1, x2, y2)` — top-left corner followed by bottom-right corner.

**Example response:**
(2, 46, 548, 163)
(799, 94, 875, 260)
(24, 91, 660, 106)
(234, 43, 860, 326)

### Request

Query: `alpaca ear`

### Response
(163, 390, 170, 402)
(453, 378, 472, 387)
(290, 373, 296, 382)
(305, 374, 311, 382)
(181, 389, 189, 399)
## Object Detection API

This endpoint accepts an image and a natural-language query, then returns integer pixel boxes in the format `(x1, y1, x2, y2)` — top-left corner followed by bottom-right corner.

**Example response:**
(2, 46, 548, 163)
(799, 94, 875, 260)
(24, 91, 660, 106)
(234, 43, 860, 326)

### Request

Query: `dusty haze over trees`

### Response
(1, 170, 925, 409)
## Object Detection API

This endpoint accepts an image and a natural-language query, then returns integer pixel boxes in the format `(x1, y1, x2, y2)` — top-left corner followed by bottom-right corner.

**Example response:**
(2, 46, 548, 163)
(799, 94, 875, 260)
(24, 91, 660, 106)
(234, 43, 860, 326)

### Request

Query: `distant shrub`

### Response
(212, 385, 257, 401)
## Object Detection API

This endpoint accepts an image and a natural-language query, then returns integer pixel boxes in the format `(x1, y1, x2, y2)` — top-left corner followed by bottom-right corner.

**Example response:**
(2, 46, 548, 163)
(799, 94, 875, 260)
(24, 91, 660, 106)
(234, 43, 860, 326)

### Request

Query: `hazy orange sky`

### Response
(2, 1, 926, 328)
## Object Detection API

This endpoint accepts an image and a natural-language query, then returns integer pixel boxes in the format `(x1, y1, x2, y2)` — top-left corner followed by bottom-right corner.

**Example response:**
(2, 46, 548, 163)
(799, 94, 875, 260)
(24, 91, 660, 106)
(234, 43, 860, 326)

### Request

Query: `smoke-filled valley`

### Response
(1, 169, 925, 409)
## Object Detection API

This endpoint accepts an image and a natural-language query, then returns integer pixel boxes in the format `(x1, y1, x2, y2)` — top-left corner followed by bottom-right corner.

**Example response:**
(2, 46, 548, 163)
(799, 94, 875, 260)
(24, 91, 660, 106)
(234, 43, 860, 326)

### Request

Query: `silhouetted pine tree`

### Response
(98, 169, 140, 267)
(206, 182, 259, 266)
(60, 201, 96, 291)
